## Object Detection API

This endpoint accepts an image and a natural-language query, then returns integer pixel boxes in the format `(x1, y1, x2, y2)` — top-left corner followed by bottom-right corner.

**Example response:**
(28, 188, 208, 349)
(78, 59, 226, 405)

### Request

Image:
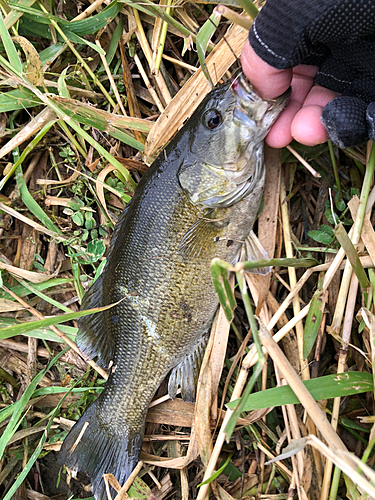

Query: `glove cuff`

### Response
(248, 0, 328, 70)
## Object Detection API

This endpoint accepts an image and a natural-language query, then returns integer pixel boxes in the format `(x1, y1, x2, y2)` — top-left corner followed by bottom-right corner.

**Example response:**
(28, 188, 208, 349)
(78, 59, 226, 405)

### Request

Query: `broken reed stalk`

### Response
(280, 169, 309, 381)
(161, 53, 198, 72)
(151, 0, 164, 71)
(1, 285, 108, 380)
(154, 0, 173, 72)
(215, 5, 252, 30)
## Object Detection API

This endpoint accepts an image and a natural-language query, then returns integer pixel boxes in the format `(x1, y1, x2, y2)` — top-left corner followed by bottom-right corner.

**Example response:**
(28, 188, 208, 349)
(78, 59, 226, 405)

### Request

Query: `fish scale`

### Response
(58, 74, 290, 499)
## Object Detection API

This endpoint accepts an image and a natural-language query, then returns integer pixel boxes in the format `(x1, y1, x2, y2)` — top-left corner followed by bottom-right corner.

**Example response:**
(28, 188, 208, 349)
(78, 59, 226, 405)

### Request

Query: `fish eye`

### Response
(203, 109, 222, 130)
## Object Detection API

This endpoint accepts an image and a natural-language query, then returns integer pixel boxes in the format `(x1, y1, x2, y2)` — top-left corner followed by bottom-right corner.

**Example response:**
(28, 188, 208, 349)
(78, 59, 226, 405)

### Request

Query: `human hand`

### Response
(241, 0, 375, 149)
(241, 41, 337, 148)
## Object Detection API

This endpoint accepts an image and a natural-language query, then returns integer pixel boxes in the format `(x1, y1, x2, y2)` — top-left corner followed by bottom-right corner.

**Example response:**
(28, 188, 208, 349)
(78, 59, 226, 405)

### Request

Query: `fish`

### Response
(58, 73, 290, 499)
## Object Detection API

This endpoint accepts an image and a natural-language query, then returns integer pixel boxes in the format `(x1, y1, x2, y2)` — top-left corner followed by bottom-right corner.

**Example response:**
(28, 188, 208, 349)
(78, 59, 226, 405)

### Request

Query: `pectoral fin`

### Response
(178, 214, 228, 260)
(236, 230, 271, 276)
(168, 334, 208, 403)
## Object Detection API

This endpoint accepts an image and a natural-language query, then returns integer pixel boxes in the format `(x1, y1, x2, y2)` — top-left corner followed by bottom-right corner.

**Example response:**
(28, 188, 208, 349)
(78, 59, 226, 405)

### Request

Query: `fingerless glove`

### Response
(249, 0, 375, 147)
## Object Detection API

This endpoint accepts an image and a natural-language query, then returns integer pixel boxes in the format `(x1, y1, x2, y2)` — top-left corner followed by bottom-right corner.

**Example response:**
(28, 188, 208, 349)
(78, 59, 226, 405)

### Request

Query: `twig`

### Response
(286, 145, 321, 178)
(114, 461, 143, 500)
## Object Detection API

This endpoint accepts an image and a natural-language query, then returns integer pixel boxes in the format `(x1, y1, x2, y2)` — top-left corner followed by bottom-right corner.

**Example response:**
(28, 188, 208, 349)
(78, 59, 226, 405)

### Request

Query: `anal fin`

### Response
(236, 230, 272, 276)
(168, 334, 208, 403)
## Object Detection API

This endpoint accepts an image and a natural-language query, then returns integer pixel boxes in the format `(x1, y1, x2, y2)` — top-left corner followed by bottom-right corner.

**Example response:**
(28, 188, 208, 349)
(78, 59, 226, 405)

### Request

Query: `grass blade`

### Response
(226, 372, 373, 411)
(196, 9, 221, 85)
(0, 301, 116, 339)
(0, 348, 68, 458)
(235, 257, 319, 272)
(0, 14, 22, 74)
(334, 221, 370, 290)
(303, 273, 326, 359)
(210, 258, 236, 322)
(1, 358, 88, 500)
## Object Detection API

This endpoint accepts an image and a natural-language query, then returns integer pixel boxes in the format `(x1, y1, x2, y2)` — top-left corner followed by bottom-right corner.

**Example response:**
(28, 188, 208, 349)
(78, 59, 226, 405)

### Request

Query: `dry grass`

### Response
(0, 0, 374, 499)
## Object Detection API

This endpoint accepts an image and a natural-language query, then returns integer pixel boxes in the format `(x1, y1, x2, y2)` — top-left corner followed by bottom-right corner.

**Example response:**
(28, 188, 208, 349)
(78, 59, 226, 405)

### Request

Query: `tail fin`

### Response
(58, 400, 143, 500)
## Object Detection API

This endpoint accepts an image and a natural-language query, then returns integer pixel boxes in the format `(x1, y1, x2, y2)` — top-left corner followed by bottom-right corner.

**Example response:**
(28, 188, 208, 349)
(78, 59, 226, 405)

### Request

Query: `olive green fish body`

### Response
(58, 75, 289, 499)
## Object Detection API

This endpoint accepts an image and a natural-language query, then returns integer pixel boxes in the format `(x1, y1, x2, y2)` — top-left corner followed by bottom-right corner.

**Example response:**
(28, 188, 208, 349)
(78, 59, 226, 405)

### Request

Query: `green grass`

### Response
(0, 1, 374, 499)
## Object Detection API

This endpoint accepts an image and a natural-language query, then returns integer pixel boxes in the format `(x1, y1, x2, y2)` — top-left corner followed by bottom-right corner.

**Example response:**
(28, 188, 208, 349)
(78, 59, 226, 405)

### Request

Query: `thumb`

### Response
(241, 40, 292, 99)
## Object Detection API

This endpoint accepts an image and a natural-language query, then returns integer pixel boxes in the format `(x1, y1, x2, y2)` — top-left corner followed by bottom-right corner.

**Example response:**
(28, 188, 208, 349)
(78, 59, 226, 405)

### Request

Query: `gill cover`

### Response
(178, 75, 290, 208)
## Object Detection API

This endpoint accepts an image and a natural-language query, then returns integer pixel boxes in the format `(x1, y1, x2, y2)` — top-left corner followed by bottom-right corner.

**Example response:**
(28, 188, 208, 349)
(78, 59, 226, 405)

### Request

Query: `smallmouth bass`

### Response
(58, 74, 290, 499)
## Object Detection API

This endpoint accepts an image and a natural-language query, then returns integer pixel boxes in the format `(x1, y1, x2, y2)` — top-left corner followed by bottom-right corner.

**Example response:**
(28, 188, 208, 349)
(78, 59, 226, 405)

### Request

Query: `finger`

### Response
(291, 106, 328, 145)
(265, 100, 299, 147)
(265, 66, 319, 147)
(241, 40, 292, 99)
(291, 85, 338, 146)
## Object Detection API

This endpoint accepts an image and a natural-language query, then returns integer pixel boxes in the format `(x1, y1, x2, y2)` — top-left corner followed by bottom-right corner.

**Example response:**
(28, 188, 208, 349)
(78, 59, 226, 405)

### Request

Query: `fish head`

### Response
(178, 74, 290, 207)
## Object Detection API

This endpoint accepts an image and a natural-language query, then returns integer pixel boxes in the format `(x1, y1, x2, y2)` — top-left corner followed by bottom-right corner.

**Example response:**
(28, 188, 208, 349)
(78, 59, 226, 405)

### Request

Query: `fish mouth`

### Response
(231, 73, 291, 127)
(266, 86, 291, 114)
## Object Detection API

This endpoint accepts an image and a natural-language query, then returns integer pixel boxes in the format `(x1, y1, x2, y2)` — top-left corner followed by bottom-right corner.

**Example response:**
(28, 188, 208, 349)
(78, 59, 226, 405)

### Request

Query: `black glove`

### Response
(248, 0, 375, 148)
